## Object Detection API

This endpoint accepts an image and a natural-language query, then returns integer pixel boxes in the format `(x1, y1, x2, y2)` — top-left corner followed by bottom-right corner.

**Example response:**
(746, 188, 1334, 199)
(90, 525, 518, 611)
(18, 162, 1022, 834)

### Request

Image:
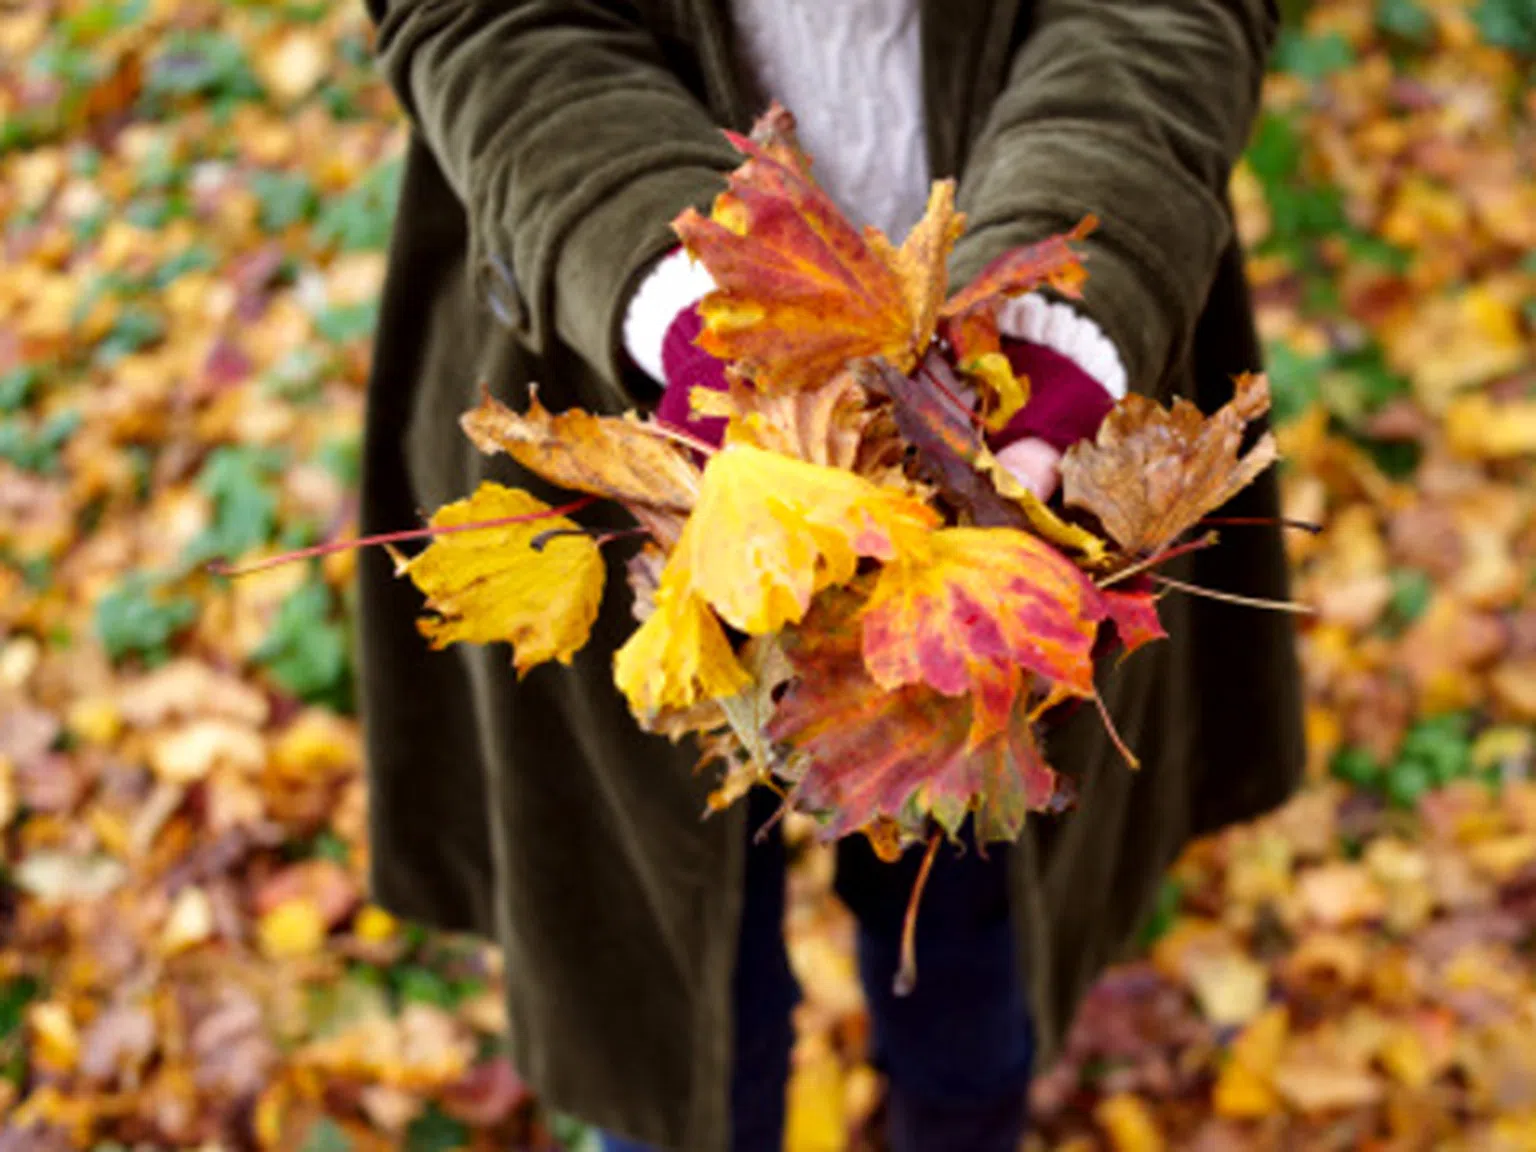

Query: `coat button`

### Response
(479, 251, 523, 330)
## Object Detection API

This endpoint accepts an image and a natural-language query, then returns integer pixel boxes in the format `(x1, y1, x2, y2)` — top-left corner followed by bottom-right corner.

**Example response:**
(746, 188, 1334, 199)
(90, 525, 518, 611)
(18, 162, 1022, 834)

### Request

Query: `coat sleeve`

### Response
(366, 0, 740, 389)
(948, 0, 1277, 399)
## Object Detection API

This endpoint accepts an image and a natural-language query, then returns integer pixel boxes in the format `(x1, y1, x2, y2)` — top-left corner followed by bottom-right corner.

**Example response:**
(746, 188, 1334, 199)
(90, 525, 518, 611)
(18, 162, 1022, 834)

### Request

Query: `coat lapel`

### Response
(920, 0, 1027, 176)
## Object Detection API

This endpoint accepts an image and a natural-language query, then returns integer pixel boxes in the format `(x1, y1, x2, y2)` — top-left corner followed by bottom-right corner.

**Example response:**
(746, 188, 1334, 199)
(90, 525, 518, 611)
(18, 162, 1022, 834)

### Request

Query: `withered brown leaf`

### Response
(461, 386, 701, 543)
(1060, 373, 1278, 557)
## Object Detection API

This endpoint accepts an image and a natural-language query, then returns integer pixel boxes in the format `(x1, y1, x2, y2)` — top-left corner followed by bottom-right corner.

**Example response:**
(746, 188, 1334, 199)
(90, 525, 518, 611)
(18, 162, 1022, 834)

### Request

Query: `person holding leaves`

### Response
(358, 1, 1304, 1149)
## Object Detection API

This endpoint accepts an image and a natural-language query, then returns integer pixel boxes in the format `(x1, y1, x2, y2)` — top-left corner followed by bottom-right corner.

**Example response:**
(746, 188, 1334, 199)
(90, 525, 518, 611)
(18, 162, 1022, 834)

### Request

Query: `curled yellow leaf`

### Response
(399, 483, 604, 675)
(966, 351, 1030, 434)
(613, 570, 750, 716)
(676, 444, 939, 635)
(976, 447, 1109, 563)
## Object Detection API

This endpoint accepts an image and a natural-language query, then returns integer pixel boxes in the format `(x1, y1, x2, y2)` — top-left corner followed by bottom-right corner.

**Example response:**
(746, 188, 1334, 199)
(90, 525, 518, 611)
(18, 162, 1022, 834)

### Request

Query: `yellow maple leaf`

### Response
(1095, 1093, 1164, 1152)
(257, 899, 326, 958)
(976, 447, 1109, 563)
(613, 568, 750, 715)
(398, 483, 604, 675)
(784, 1036, 848, 1151)
(674, 444, 939, 635)
(1213, 1005, 1288, 1119)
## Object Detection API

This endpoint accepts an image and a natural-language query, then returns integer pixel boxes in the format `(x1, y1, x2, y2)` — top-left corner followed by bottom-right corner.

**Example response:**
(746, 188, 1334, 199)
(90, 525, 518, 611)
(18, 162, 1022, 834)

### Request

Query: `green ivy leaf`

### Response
(1388, 568, 1434, 627)
(1136, 878, 1184, 950)
(313, 157, 402, 253)
(406, 1106, 469, 1152)
(299, 1117, 353, 1152)
(1474, 0, 1536, 54)
(252, 576, 353, 709)
(1331, 746, 1384, 789)
(1377, 0, 1435, 42)
(1273, 29, 1358, 80)
(0, 409, 81, 474)
(144, 30, 264, 105)
(317, 436, 361, 486)
(0, 366, 40, 413)
(94, 574, 198, 664)
(1263, 341, 1327, 424)
(251, 170, 319, 233)
(183, 445, 283, 565)
(314, 301, 379, 344)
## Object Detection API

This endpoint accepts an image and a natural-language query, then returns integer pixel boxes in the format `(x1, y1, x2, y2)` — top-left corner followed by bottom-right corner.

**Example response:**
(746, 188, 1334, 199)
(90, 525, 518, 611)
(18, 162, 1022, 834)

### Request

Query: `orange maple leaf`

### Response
(937, 219, 1096, 358)
(768, 587, 1061, 843)
(859, 527, 1106, 747)
(674, 104, 964, 390)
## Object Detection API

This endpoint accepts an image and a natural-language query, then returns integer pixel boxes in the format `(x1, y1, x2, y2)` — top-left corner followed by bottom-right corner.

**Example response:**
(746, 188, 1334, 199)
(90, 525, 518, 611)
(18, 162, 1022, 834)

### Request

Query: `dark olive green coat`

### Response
(357, 1, 1303, 1147)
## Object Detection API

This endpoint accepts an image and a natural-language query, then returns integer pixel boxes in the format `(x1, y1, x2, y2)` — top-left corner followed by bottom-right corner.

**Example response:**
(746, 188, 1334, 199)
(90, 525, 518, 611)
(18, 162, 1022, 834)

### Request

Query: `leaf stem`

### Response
(1150, 573, 1315, 615)
(530, 525, 649, 552)
(641, 419, 721, 457)
(894, 831, 943, 998)
(1093, 691, 1140, 770)
(917, 363, 983, 430)
(208, 496, 597, 578)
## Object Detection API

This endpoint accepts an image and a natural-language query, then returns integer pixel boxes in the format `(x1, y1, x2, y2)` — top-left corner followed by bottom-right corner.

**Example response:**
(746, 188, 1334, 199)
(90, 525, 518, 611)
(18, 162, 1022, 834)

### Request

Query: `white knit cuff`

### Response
(624, 256, 1128, 401)
(622, 248, 717, 384)
(996, 293, 1128, 400)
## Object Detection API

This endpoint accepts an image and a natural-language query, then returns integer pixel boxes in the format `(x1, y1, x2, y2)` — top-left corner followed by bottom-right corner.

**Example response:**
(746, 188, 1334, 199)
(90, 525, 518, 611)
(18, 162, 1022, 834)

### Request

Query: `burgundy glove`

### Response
(654, 304, 730, 448)
(655, 303, 1115, 483)
(990, 338, 1115, 456)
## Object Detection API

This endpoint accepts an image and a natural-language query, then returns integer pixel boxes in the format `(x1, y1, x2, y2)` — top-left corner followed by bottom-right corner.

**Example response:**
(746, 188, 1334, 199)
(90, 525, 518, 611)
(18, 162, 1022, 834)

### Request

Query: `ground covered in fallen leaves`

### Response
(1, 1, 1533, 1149)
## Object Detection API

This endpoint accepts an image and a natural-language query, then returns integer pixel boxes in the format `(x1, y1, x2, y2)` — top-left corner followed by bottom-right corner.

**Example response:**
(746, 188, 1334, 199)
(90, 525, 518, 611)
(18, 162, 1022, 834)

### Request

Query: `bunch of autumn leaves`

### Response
(400, 107, 1278, 852)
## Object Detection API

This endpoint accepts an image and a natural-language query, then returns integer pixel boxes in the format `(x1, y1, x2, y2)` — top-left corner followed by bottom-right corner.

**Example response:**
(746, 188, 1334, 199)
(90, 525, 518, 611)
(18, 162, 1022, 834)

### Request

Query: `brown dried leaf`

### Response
(1061, 373, 1279, 556)
(461, 387, 700, 530)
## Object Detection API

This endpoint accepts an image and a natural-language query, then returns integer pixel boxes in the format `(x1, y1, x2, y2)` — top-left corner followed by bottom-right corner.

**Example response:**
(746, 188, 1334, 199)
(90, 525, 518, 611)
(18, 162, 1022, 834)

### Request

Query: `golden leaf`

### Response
(674, 444, 939, 635)
(965, 350, 1029, 434)
(612, 567, 750, 716)
(398, 483, 604, 675)
(976, 447, 1109, 562)
(1095, 1094, 1164, 1152)
(693, 369, 884, 473)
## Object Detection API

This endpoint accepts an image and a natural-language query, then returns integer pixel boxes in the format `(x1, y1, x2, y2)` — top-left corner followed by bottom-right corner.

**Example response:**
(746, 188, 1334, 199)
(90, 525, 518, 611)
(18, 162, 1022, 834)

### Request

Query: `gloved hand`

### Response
(625, 250, 1125, 495)
(986, 336, 1117, 500)
(651, 302, 730, 448)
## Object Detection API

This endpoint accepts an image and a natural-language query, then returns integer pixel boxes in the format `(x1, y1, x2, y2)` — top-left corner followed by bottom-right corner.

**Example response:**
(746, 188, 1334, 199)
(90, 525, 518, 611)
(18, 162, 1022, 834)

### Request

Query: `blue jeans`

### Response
(602, 789, 1033, 1152)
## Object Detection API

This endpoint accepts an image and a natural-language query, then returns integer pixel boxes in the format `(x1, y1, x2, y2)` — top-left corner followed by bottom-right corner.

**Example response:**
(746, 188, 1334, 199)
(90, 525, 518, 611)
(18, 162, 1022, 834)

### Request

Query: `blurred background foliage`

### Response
(0, 0, 1533, 1149)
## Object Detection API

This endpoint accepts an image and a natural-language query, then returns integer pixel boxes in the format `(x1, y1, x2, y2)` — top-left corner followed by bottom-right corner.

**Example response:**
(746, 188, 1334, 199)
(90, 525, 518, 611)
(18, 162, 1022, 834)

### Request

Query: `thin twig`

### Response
(209, 496, 597, 577)
(1151, 573, 1315, 615)
(1199, 515, 1322, 534)
(894, 831, 943, 997)
(1096, 532, 1218, 589)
